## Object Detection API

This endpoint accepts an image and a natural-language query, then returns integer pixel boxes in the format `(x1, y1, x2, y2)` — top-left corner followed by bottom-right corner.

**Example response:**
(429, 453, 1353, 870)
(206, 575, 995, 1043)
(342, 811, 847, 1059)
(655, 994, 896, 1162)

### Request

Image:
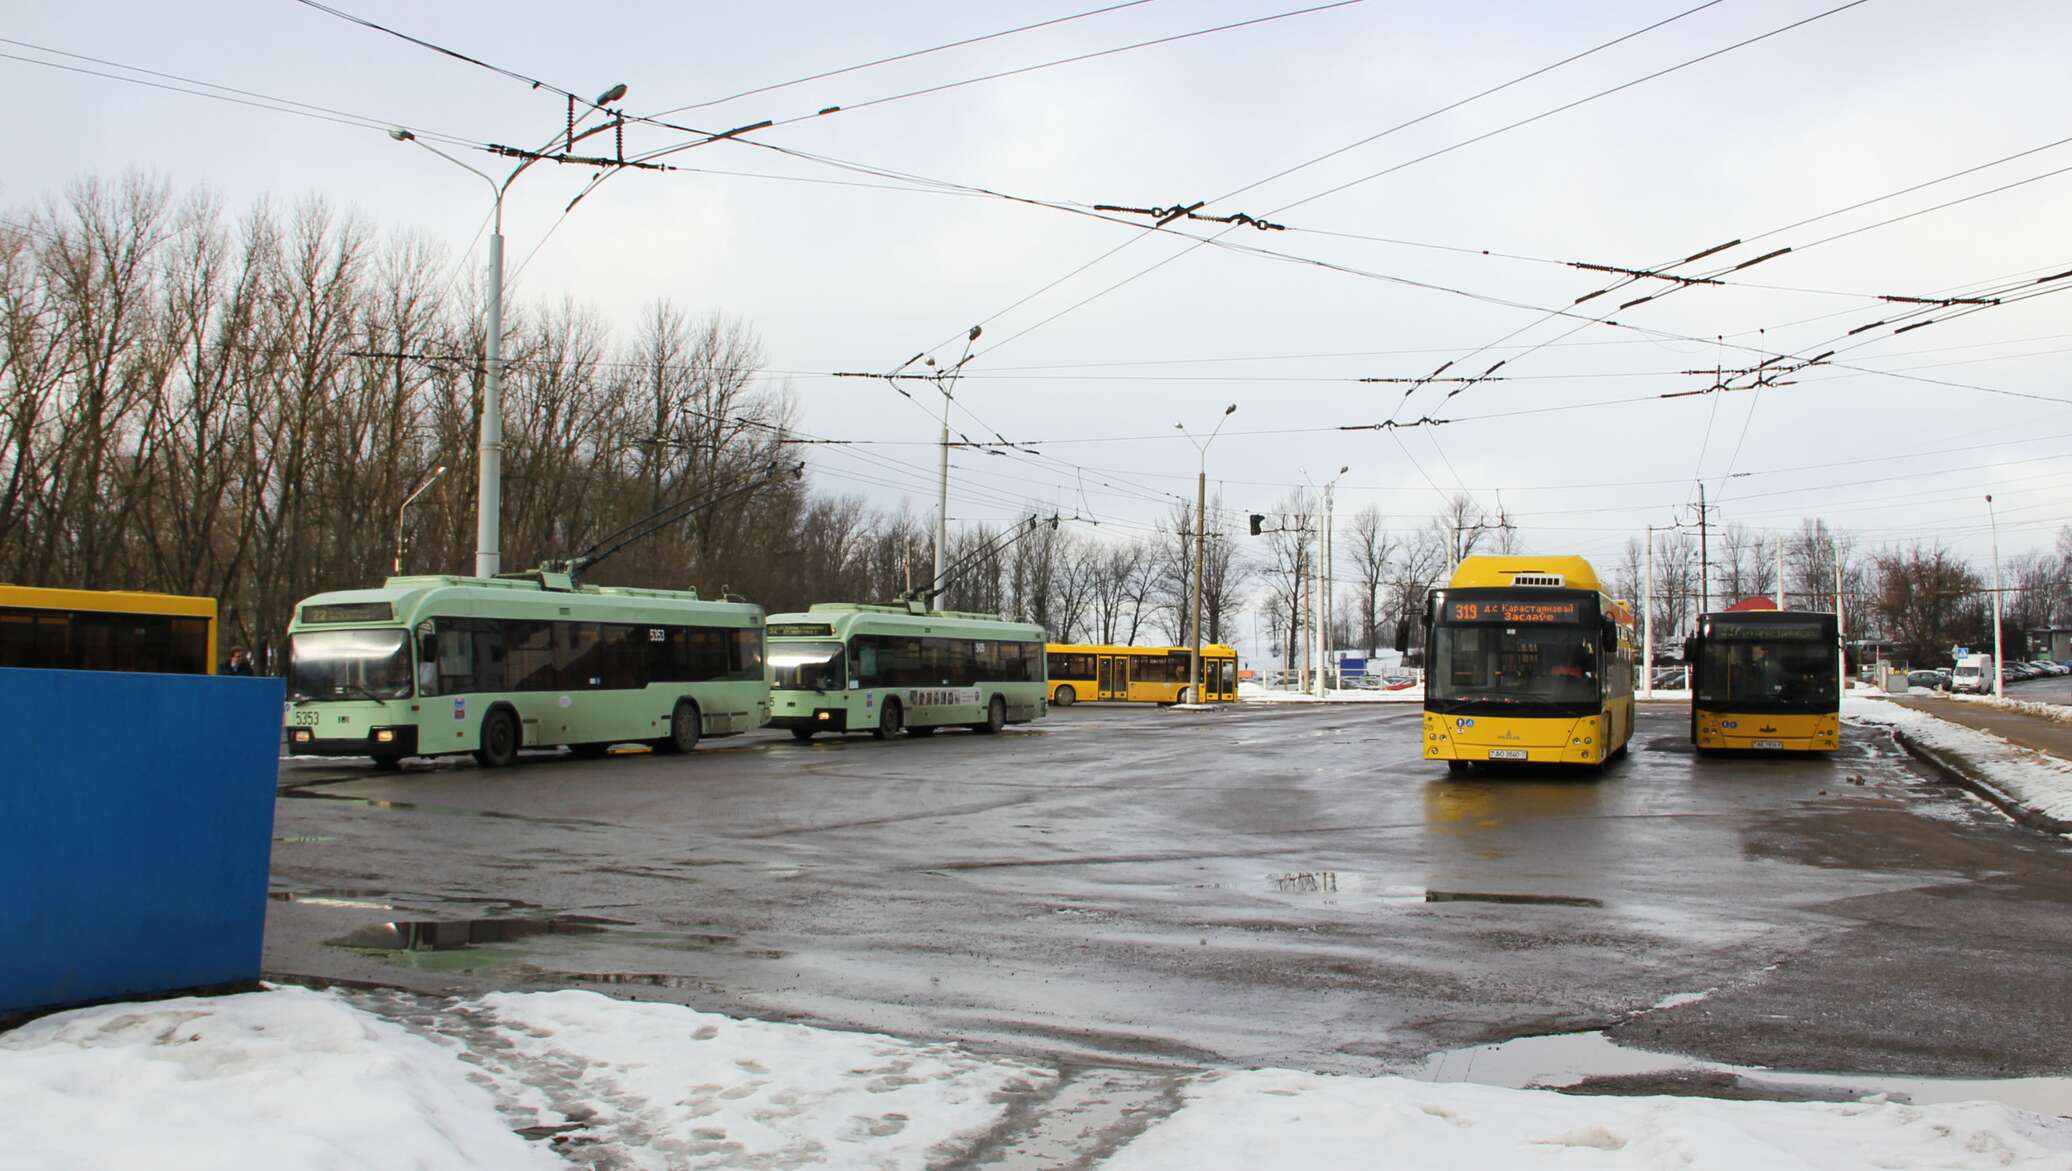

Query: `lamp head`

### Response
(388, 128, 416, 142)
(595, 83, 629, 106)
(1223, 403, 1237, 415)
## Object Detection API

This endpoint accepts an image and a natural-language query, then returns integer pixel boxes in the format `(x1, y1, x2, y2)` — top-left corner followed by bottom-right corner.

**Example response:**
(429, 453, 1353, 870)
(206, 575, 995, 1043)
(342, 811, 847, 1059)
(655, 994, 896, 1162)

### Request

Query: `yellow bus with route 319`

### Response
(1422, 555, 1635, 772)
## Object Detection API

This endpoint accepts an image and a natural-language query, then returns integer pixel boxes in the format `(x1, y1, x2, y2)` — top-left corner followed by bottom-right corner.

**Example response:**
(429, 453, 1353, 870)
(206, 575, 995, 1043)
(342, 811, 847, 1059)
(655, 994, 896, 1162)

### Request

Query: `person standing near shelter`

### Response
(225, 646, 255, 676)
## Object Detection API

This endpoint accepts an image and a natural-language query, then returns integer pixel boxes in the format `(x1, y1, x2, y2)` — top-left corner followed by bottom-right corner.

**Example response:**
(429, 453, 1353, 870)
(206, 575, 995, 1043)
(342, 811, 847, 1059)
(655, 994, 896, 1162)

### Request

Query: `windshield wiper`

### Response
(336, 683, 389, 707)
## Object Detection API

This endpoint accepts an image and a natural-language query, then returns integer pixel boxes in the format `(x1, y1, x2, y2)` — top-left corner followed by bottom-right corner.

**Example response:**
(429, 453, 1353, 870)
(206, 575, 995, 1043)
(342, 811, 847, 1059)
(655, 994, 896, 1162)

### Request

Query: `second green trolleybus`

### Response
(766, 602, 1048, 740)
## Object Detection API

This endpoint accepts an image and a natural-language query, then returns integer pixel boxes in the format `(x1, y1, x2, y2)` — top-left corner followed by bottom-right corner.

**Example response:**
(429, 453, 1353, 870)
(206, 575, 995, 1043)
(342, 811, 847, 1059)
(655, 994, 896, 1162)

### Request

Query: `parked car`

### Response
(1906, 669, 1946, 691)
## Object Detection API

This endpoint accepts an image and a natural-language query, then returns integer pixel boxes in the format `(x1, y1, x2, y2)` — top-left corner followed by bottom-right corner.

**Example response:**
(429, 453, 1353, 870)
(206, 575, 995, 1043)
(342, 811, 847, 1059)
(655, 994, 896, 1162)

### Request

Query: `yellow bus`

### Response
(1045, 643, 1237, 705)
(1687, 609, 1840, 752)
(1422, 556, 1634, 772)
(0, 584, 219, 675)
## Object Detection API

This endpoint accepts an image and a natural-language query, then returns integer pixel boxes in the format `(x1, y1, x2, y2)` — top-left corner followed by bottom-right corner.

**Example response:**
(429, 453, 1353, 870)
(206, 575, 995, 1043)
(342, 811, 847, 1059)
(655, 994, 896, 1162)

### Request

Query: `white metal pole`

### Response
(1643, 528, 1654, 699)
(1775, 540, 1786, 610)
(1321, 486, 1333, 695)
(1988, 494, 2005, 699)
(933, 387, 951, 603)
(476, 227, 504, 578)
(1835, 560, 1847, 699)
(1190, 467, 1205, 702)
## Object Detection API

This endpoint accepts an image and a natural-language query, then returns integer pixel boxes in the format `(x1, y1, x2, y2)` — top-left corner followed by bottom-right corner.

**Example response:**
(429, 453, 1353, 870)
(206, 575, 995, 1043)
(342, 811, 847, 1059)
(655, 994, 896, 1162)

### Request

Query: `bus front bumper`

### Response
(1694, 713, 1839, 751)
(1424, 712, 1609, 765)
(769, 711, 850, 733)
(285, 725, 420, 757)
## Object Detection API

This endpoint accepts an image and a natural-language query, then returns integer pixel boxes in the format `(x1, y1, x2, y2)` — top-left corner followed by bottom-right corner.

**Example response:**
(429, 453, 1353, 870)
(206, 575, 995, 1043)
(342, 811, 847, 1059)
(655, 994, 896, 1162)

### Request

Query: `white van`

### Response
(1951, 653, 1994, 694)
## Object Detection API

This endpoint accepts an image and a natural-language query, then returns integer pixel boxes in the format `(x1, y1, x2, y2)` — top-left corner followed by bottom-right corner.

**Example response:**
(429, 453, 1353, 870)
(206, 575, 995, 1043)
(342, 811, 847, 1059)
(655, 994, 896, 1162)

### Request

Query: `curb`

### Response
(1888, 727, 2072, 835)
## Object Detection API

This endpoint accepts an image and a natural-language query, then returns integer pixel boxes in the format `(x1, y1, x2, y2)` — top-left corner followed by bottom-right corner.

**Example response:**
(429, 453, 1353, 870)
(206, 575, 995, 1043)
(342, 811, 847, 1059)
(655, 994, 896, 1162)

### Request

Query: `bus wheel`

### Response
(973, 696, 1007, 734)
(371, 754, 403, 771)
(475, 711, 518, 768)
(1054, 685, 1076, 707)
(790, 727, 815, 743)
(905, 725, 937, 737)
(1445, 760, 1470, 775)
(873, 700, 903, 740)
(660, 701, 701, 754)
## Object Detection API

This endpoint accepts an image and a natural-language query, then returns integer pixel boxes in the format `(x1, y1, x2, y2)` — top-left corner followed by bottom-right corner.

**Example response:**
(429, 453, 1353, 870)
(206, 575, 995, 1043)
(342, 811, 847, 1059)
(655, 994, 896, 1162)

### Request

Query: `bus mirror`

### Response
(1603, 620, 1617, 651)
(1394, 619, 1410, 654)
(1683, 637, 1696, 662)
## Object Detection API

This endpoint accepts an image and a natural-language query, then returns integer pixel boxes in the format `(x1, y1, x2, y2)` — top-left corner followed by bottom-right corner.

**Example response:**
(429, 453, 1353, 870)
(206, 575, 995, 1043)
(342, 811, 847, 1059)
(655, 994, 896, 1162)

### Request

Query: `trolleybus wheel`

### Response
(790, 727, 815, 742)
(974, 695, 1007, 734)
(873, 700, 903, 740)
(905, 725, 937, 737)
(659, 700, 701, 754)
(1445, 760, 1470, 775)
(475, 711, 518, 769)
(1054, 685, 1076, 706)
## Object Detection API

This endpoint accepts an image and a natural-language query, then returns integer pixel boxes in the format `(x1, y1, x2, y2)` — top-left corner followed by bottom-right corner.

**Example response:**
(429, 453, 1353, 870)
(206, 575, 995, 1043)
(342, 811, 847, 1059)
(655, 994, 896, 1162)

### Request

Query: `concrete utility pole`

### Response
(1179, 405, 1237, 703)
(390, 83, 628, 578)
(1697, 482, 1711, 615)
(1988, 494, 2005, 699)
(1643, 527, 1655, 700)
(931, 326, 983, 600)
(1776, 541, 1786, 609)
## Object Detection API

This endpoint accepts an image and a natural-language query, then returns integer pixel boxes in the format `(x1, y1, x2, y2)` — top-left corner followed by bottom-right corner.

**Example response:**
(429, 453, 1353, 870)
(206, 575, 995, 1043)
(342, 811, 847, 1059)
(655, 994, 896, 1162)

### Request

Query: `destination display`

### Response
(1444, 598, 1581, 624)
(298, 602, 394, 624)
(767, 622, 835, 637)
(1709, 621, 1827, 641)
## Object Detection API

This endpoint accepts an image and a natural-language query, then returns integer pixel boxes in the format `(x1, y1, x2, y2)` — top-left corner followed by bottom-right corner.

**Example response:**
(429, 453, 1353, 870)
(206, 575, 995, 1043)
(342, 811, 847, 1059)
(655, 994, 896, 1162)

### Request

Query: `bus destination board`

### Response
(1446, 599, 1579, 624)
(1710, 621, 1825, 641)
(767, 622, 835, 637)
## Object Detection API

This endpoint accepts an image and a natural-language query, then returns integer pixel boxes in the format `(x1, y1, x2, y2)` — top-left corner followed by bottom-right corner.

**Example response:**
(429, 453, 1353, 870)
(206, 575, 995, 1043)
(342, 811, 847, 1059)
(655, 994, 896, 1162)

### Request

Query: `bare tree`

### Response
(1348, 504, 1397, 654)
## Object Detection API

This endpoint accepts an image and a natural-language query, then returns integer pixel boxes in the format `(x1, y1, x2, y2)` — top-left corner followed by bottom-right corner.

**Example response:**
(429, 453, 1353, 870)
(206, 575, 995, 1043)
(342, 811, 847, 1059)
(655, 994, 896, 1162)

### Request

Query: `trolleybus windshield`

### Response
(770, 641, 846, 691)
(288, 629, 412, 701)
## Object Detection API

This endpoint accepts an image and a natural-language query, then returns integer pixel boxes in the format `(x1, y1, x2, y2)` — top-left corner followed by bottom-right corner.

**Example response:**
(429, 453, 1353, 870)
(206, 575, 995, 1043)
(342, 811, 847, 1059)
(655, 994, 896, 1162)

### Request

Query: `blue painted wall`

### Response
(0, 668, 282, 1015)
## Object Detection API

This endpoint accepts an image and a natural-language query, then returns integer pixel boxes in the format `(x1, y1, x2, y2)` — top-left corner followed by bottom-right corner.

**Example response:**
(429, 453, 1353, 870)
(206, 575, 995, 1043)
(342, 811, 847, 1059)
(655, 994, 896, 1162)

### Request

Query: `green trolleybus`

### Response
(284, 570, 768, 767)
(766, 602, 1048, 740)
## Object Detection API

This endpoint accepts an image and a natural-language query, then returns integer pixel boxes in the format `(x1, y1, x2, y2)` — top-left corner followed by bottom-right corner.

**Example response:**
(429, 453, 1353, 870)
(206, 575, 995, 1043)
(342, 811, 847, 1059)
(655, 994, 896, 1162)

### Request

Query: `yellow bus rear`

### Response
(1422, 556, 1635, 772)
(1689, 610, 1840, 752)
(1046, 643, 1238, 705)
(0, 584, 219, 675)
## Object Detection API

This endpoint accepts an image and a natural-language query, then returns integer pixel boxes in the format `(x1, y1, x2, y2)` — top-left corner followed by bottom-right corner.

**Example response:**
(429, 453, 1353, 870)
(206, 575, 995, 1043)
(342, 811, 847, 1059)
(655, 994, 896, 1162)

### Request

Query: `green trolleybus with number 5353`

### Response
(284, 570, 768, 768)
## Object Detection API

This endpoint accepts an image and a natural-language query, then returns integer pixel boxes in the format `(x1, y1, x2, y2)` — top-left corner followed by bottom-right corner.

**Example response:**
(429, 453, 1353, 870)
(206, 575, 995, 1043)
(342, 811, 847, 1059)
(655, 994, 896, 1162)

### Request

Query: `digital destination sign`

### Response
(767, 622, 835, 637)
(299, 602, 394, 624)
(1445, 599, 1580, 624)
(1709, 621, 1826, 641)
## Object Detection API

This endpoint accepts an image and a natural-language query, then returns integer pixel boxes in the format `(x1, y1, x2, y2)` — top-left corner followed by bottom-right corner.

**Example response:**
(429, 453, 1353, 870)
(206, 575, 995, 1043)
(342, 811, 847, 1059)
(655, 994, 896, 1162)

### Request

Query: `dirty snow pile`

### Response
(8, 985, 2072, 1170)
(1103, 1067, 2072, 1170)
(1946, 691, 2072, 724)
(0, 984, 1049, 1171)
(1238, 682, 1421, 704)
(1846, 694, 2072, 826)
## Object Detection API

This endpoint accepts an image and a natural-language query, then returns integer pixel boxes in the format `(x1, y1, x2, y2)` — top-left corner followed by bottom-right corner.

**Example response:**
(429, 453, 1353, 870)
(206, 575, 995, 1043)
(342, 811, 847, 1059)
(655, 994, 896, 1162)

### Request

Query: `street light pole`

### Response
(1179, 404, 1237, 703)
(1988, 494, 2005, 699)
(390, 83, 627, 578)
(393, 465, 449, 575)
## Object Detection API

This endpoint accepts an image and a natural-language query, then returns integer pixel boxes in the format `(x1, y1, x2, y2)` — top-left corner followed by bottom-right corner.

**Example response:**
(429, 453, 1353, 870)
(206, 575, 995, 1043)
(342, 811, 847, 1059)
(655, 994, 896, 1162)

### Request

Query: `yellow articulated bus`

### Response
(1687, 609, 1841, 752)
(1045, 643, 1237, 705)
(0, 584, 218, 675)
(1422, 555, 1635, 772)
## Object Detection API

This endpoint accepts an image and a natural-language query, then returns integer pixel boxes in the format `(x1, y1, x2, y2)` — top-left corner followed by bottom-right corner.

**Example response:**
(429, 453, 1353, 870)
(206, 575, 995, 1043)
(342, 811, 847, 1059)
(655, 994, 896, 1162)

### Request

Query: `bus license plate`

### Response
(1752, 739, 1784, 750)
(1488, 749, 1528, 761)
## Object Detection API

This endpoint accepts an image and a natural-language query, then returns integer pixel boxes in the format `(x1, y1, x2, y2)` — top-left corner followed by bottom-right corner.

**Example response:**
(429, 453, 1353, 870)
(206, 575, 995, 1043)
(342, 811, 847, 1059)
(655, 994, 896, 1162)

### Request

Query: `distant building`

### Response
(2029, 627, 2072, 661)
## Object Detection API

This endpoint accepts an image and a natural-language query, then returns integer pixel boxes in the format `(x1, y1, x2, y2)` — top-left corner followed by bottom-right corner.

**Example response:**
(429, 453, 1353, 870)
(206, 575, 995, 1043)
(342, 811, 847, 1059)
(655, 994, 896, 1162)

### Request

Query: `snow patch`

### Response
(1845, 695, 2072, 827)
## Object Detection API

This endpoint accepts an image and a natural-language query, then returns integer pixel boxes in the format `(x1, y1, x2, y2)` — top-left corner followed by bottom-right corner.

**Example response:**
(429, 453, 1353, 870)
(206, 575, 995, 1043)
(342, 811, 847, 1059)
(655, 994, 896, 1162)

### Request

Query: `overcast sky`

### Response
(6, 0, 2069, 607)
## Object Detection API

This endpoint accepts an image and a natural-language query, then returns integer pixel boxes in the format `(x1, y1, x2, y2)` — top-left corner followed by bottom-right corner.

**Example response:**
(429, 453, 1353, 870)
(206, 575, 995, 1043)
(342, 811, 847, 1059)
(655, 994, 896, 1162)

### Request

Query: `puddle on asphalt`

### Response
(1258, 874, 1598, 909)
(331, 916, 613, 952)
(1416, 1030, 2072, 1114)
(1424, 890, 1605, 909)
(270, 891, 394, 911)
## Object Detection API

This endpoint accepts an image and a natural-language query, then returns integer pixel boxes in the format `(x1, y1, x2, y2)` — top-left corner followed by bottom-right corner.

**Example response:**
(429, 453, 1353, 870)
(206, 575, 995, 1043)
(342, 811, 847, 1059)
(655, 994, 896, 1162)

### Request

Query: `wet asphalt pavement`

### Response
(267, 702, 2072, 1083)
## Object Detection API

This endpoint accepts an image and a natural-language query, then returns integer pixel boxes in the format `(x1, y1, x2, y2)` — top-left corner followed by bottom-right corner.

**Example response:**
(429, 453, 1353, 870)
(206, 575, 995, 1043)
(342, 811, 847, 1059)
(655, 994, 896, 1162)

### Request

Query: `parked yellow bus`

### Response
(1422, 556, 1634, 772)
(0, 584, 218, 675)
(1687, 609, 1840, 752)
(1046, 643, 1237, 705)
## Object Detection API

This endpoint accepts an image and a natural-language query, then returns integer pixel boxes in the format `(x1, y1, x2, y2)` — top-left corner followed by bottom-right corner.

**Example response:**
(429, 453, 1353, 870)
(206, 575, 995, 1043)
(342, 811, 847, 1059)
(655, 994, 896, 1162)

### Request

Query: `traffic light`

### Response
(1249, 513, 1265, 536)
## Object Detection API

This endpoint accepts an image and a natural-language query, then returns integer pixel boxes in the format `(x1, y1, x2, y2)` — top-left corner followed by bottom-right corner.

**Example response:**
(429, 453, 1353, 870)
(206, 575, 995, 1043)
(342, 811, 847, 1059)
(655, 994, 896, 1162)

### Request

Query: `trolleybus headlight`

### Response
(816, 711, 830, 721)
(375, 729, 395, 743)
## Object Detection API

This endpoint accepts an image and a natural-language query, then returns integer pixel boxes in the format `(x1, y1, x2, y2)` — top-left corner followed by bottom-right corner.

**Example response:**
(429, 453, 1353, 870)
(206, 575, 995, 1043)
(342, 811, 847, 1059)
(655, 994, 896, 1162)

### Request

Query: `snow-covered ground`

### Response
(1845, 694, 2072, 827)
(1238, 681, 1421, 703)
(1944, 691, 2072, 723)
(6, 984, 2071, 1170)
